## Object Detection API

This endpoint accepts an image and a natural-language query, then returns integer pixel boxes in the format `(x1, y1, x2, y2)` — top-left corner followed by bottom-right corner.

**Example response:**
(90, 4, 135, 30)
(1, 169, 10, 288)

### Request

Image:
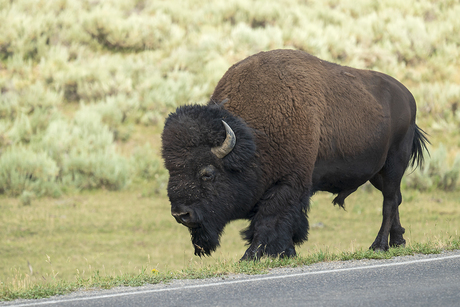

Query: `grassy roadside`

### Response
(1, 187, 459, 301)
(2, 188, 459, 285)
(1, 240, 459, 302)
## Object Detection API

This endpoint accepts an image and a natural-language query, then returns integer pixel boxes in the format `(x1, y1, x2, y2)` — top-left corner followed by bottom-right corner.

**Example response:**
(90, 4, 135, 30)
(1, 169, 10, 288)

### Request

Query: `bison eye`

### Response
(199, 165, 216, 182)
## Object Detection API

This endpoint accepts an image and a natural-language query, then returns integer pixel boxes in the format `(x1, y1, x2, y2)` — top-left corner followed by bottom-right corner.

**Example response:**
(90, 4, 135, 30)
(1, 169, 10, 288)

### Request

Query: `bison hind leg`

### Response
(332, 188, 358, 209)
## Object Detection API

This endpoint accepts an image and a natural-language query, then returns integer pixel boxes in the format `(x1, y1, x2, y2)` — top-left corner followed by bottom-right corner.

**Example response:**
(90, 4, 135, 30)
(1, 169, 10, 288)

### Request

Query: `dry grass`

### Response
(1, 186, 459, 291)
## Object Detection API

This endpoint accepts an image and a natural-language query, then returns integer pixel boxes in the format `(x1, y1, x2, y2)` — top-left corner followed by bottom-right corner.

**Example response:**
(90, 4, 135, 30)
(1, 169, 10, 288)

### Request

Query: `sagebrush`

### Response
(0, 0, 459, 197)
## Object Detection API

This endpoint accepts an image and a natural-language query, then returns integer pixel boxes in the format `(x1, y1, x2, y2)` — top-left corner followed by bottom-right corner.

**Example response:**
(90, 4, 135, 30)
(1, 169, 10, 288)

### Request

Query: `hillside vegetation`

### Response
(1, 0, 459, 199)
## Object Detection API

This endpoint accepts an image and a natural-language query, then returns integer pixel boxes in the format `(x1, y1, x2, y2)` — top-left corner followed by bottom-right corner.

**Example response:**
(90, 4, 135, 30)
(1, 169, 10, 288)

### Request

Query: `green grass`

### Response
(1, 187, 459, 301)
(1, 239, 459, 301)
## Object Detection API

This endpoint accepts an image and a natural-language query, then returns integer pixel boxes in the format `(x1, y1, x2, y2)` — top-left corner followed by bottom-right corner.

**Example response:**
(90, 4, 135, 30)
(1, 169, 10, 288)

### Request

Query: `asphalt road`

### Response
(4, 250, 460, 307)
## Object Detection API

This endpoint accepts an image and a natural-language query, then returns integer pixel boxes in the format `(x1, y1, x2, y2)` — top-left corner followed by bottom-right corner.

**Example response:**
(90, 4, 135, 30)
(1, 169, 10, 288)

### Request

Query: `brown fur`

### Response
(212, 50, 395, 191)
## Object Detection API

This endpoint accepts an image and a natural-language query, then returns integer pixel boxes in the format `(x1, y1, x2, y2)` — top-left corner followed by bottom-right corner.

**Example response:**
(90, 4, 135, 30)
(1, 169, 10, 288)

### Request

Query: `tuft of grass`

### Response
(1, 240, 459, 302)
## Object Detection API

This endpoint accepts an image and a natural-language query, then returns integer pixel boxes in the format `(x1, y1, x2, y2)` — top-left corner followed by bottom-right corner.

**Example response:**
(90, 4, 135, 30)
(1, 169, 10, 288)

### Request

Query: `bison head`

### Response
(161, 104, 261, 256)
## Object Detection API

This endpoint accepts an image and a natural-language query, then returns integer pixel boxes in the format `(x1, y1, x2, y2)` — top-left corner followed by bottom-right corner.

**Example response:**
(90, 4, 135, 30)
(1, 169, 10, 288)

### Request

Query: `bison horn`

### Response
(211, 120, 236, 159)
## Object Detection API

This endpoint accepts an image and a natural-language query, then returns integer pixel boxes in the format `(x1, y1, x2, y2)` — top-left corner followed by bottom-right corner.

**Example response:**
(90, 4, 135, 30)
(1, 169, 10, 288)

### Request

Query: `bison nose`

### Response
(171, 211, 192, 225)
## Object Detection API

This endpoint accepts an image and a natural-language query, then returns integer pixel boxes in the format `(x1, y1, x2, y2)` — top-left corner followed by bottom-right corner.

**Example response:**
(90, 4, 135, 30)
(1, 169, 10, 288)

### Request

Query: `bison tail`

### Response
(410, 125, 430, 169)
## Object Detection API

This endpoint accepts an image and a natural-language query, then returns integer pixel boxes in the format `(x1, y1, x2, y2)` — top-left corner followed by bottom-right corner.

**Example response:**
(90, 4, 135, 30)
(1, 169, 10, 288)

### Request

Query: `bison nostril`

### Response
(179, 213, 190, 223)
(172, 212, 192, 224)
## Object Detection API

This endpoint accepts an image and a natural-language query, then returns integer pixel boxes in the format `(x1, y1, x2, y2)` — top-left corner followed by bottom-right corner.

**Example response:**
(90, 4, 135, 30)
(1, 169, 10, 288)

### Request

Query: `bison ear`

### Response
(211, 120, 236, 159)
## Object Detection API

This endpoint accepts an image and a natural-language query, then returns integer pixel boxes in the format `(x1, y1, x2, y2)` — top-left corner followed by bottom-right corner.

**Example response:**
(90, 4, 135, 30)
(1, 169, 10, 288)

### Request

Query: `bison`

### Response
(161, 49, 428, 260)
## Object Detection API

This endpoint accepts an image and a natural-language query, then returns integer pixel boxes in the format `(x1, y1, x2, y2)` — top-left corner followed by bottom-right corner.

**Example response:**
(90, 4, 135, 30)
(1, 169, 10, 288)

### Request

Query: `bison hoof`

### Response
(240, 244, 296, 261)
(279, 246, 296, 258)
(369, 243, 389, 252)
(240, 247, 264, 261)
(389, 238, 406, 248)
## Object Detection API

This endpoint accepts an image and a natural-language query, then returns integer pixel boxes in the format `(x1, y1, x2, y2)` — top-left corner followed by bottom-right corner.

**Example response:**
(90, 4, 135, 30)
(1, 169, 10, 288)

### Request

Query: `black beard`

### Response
(189, 223, 223, 257)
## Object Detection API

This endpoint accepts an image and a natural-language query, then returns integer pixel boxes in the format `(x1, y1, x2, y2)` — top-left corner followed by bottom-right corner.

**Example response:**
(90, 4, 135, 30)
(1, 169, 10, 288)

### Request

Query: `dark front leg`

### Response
(240, 215, 298, 260)
(240, 183, 309, 260)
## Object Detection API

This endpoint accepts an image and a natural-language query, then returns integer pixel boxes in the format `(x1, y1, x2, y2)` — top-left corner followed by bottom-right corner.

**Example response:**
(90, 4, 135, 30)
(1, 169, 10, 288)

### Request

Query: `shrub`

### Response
(0, 89, 20, 123)
(404, 145, 460, 191)
(11, 82, 61, 136)
(130, 143, 168, 195)
(77, 100, 129, 140)
(130, 143, 165, 181)
(413, 82, 460, 117)
(0, 120, 11, 149)
(230, 23, 284, 54)
(7, 113, 32, 144)
(82, 7, 184, 52)
(61, 149, 130, 191)
(0, 7, 56, 61)
(37, 109, 131, 192)
(1, 0, 460, 199)
(0, 146, 60, 197)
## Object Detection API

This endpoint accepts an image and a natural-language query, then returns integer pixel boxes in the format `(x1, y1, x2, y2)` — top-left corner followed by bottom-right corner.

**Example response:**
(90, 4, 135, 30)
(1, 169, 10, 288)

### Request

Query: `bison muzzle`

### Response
(161, 49, 429, 260)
